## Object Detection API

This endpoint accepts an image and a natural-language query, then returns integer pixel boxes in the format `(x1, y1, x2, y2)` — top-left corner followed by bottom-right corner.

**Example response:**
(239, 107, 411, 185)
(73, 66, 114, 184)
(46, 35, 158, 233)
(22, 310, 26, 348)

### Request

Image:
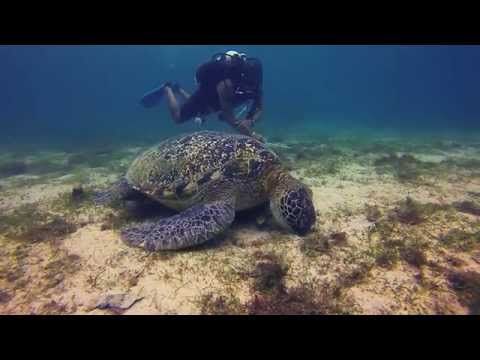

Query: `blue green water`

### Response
(1, 45, 480, 150)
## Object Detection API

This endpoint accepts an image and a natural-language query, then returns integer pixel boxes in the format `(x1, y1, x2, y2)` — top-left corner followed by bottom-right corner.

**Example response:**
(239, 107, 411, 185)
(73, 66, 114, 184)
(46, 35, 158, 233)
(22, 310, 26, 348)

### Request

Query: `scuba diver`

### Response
(140, 50, 265, 142)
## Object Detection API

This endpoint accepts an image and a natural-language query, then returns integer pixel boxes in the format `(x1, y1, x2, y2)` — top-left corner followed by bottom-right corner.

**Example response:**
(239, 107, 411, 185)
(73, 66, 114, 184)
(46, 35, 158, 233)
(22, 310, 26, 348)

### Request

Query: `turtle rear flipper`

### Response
(93, 178, 137, 205)
(121, 199, 235, 251)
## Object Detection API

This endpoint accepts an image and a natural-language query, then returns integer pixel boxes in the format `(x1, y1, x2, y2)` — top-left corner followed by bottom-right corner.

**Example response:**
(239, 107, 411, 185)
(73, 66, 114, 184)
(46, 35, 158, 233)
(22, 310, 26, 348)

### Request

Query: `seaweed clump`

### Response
(37, 300, 70, 315)
(370, 234, 430, 269)
(453, 200, 480, 216)
(361, 142, 398, 155)
(198, 281, 355, 315)
(43, 254, 82, 290)
(198, 251, 357, 315)
(50, 187, 96, 217)
(245, 251, 355, 314)
(250, 252, 289, 294)
(244, 280, 356, 315)
(300, 232, 330, 257)
(365, 204, 382, 222)
(0, 159, 70, 179)
(0, 204, 49, 235)
(393, 197, 449, 225)
(0, 290, 12, 304)
(374, 153, 436, 182)
(442, 158, 480, 171)
(447, 271, 480, 315)
(71, 186, 87, 203)
(0, 161, 27, 178)
(300, 230, 349, 258)
(198, 293, 245, 315)
(0, 204, 76, 244)
(67, 153, 109, 168)
(27, 160, 69, 175)
(21, 217, 77, 244)
(439, 229, 480, 252)
(367, 201, 433, 269)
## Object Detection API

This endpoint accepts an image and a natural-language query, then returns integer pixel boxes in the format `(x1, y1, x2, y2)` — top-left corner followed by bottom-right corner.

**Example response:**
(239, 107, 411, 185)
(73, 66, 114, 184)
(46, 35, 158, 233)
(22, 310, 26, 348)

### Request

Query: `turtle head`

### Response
(267, 171, 316, 235)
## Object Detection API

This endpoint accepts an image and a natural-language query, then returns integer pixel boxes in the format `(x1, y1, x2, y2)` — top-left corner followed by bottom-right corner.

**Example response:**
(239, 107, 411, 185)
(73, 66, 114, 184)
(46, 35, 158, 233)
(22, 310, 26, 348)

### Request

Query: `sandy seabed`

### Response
(1, 132, 480, 315)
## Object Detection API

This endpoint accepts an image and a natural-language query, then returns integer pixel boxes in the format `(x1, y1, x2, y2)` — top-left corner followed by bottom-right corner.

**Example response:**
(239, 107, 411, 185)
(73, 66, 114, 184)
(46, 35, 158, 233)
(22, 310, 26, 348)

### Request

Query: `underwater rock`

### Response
(95, 293, 144, 313)
(0, 161, 27, 178)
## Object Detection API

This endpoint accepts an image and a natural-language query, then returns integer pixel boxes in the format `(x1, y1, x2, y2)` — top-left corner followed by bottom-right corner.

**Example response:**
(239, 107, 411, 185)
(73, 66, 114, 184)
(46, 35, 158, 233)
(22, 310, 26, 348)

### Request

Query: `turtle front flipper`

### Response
(93, 178, 137, 205)
(121, 199, 235, 251)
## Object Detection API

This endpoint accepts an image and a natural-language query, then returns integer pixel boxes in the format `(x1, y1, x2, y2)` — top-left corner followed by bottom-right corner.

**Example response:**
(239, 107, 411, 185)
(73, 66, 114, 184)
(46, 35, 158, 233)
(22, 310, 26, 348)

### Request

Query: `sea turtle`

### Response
(95, 131, 316, 252)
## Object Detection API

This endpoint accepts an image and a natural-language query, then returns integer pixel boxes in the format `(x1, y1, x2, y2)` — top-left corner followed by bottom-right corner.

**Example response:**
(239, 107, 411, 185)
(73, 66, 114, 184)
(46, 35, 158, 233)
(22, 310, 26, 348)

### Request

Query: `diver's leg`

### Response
(175, 90, 215, 124)
(164, 86, 183, 123)
(176, 86, 191, 101)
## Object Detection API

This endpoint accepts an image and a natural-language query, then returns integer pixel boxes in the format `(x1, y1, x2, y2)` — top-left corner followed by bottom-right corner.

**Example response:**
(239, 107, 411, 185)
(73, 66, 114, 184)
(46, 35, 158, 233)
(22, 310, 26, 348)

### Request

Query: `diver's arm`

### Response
(246, 90, 264, 124)
(217, 80, 238, 126)
(217, 80, 253, 136)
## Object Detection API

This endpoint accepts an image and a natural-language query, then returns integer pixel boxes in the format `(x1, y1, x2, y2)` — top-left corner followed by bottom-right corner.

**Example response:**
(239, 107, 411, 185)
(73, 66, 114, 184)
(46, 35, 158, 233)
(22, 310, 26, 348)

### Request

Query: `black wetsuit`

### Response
(178, 56, 263, 123)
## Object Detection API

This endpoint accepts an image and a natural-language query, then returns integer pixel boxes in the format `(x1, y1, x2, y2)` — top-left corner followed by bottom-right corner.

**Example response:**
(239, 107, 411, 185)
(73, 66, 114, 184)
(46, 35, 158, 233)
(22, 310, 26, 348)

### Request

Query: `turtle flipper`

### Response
(93, 178, 136, 205)
(121, 199, 235, 251)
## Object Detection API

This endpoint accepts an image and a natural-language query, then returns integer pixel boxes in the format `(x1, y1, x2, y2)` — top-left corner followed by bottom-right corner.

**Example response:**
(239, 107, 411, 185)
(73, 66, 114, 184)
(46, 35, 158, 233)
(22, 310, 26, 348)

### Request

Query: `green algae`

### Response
(439, 229, 480, 252)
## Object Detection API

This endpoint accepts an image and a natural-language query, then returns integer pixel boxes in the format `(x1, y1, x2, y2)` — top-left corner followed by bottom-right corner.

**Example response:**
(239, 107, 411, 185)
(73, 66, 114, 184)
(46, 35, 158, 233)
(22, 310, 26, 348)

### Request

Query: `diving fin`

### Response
(140, 82, 171, 109)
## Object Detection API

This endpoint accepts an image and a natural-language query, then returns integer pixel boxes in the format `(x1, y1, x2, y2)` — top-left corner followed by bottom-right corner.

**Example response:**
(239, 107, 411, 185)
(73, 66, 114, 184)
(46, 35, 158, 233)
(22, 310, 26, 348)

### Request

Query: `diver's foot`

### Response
(140, 82, 172, 108)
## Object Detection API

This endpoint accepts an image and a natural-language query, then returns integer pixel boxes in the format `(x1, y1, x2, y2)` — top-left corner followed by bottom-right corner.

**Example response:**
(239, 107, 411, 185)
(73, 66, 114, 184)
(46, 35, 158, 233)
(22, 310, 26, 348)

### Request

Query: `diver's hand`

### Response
(251, 132, 266, 143)
(234, 120, 253, 136)
(237, 118, 254, 129)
